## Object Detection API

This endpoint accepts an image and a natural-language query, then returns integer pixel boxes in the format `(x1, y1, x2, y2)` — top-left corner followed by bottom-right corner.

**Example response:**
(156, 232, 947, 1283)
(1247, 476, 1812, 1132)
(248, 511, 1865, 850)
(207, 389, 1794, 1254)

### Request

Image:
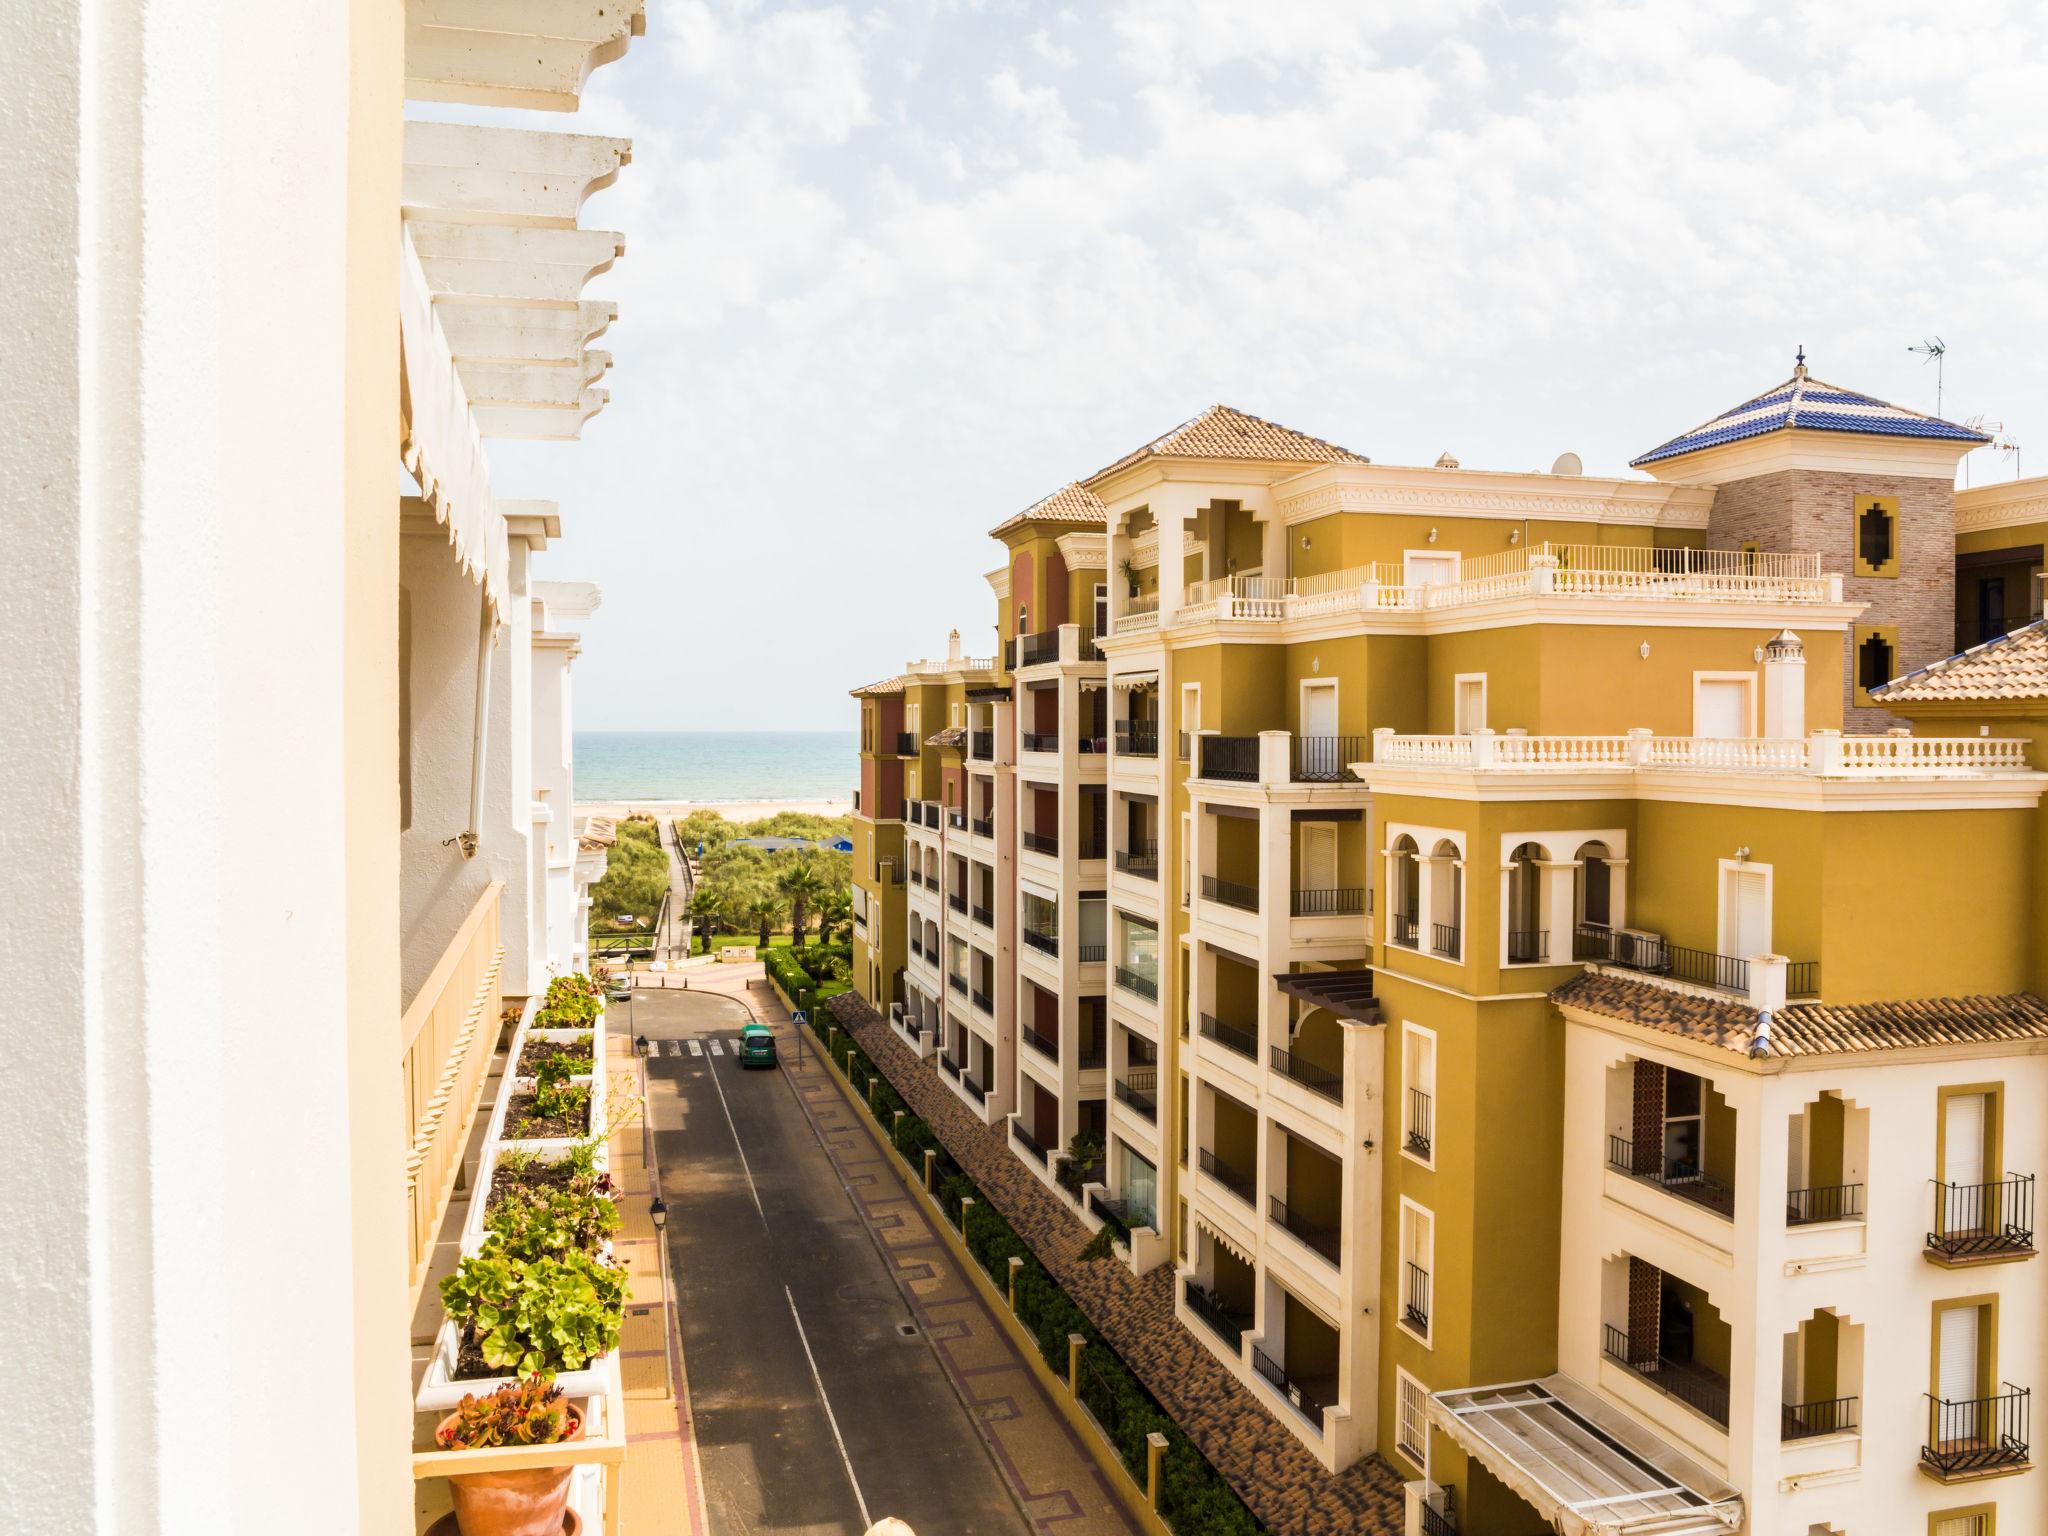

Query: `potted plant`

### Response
(434, 1373, 583, 1536)
(1118, 556, 1140, 597)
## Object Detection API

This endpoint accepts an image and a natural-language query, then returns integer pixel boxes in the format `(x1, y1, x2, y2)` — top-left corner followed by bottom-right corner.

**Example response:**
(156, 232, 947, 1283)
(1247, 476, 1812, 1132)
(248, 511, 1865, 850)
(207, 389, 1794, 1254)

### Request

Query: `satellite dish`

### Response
(1550, 451, 1583, 476)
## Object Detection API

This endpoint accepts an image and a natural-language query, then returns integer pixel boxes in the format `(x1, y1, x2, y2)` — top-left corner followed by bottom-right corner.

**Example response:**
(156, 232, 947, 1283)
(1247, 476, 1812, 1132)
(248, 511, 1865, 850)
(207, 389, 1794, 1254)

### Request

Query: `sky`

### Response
(466, 0, 2048, 732)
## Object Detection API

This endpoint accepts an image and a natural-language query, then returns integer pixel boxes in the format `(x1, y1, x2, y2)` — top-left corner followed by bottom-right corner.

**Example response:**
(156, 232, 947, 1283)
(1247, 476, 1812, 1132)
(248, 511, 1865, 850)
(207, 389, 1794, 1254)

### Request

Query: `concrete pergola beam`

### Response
(461, 351, 610, 409)
(403, 122, 632, 230)
(407, 221, 623, 307)
(473, 389, 610, 441)
(405, 0, 647, 112)
(435, 301, 617, 367)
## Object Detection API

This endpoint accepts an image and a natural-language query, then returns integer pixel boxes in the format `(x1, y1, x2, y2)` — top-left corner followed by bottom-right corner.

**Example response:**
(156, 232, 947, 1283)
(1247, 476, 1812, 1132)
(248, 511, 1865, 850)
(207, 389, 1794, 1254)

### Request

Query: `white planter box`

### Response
(460, 1138, 614, 1252)
(415, 1313, 615, 1412)
(489, 1065, 608, 1153)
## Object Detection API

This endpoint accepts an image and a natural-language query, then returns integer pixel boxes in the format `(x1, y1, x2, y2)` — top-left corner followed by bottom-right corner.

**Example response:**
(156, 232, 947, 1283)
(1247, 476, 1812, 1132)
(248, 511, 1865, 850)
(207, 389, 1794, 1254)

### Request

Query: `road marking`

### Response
(709, 1039, 724, 1056)
(784, 1285, 871, 1531)
(687, 1039, 703, 1057)
(705, 1047, 767, 1226)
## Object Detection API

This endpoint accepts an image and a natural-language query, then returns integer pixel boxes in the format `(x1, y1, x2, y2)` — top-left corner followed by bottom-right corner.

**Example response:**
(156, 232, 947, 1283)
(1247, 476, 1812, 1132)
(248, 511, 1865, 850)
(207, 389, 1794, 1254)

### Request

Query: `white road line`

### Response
(709, 1038, 724, 1056)
(667, 1039, 684, 1057)
(687, 1039, 703, 1056)
(705, 1048, 767, 1226)
(784, 1285, 871, 1531)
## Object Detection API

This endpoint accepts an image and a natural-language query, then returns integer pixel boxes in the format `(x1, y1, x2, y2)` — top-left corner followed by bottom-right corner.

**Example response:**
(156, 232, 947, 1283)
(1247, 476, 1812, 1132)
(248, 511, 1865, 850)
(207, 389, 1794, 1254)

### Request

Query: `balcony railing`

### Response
(948, 892, 967, 915)
(1077, 1038, 1107, 1071)
(1115, 1068, 1158, 1120)
(1117, 721, 1159, 756)
(1198, 1012, 1257, 1059)
(1020, 1021, 1058, 1060)
(1078, 733, 1108, 755)
(1199, 1147, 1256, 1206)
(1602, 1325, 1730, 1427)
(1608, 1135, 1735, 1218)
(1116, 842, 1159, 878)
(1927, 1175, 2036, 1260)
(1271, 1047, 1343, 1103)
(1270, 1196, 1340, 1265)
(1115, 965, 1158, 1001)
(896, 731, 916, 755)
(1251, 1344, 1329, 1425)
(1291, 734, 1366, 783)
(1787, 1183, 1864, 1225)
(1923, 1386, 2030, 1476)
(970, 728, 994, 759)
(1403, 1262, 1431, 1333)
(1782, 1395, 1859, 1440)
(970, 815, 994, 837)
(948, 807, 967, 830)
(1022, 731, 1059, 753)
(1407, 1088, 1433, 1158)
(1419, 1496, 1458, 1536)
(1291, 886, 1363, 917)
(939, 1053, 961, 1079)
(1089, 1189, 1132, 1243)
(1018, 628, 1061, 667)
(1390, 912, 1420, 949)
(962, 1075, 987, 1104)
(402, 881, 505, 1293)
(971, 903, 992, 927)
(1183, 1278, 1250, 1350)
(1022, 829, 1059, 855)
(1023, 928, 1058, 957)
(1201, 874, 1259, 912)
(1431, 922, 1461, 959)
(1077, 941, 1107, 964)
(948, 973, 967, 996)
(1077, 837, 1106, 860)
(1506, 928, 1548, 964)
(971, 987, 992, 1014)
(1011, 1118, 1048, 1164)
(1374, 723, 2029, 777)
(1196, 734, 1260, 782)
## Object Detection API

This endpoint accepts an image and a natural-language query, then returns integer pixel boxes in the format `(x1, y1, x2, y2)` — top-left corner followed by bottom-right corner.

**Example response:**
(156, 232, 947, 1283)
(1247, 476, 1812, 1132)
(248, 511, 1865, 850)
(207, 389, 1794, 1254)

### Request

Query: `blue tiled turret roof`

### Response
(1632, 358, 1990, 467)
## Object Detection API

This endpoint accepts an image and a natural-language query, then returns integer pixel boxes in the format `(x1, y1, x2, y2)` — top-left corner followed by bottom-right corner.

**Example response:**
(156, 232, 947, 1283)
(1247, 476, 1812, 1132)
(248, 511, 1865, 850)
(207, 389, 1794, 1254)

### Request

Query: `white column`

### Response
(1542, 860, 1579, 964)
(1156, 508, 1189, 627)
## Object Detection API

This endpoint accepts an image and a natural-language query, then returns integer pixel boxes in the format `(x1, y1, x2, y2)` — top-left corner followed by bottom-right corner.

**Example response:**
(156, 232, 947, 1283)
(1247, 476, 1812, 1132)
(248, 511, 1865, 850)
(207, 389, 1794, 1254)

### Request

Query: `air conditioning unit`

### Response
(1614, 928, 1665, 971)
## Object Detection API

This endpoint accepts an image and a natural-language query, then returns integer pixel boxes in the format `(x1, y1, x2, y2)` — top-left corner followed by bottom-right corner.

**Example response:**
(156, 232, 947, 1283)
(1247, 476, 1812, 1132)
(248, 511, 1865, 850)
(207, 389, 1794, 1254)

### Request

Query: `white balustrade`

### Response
(1365, 728, 2030, 778)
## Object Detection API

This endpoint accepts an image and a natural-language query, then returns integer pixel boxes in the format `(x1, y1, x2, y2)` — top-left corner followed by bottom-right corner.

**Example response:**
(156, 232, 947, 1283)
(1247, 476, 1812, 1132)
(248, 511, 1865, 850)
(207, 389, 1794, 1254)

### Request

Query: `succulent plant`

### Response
(435, 1374, 577, 1450)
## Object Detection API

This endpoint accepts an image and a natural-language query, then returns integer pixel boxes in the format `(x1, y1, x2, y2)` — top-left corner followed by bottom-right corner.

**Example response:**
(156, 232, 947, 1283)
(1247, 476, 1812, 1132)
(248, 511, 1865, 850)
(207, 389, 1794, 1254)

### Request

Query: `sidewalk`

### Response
(725, 967, 1143, 1536)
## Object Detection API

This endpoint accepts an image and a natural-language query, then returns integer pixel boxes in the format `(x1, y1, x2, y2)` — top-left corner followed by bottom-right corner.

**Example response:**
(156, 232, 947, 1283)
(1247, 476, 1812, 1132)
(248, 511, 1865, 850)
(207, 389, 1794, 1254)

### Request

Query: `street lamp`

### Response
(635, 1034, 649, 1058)
(650, 1197, 667, 1232)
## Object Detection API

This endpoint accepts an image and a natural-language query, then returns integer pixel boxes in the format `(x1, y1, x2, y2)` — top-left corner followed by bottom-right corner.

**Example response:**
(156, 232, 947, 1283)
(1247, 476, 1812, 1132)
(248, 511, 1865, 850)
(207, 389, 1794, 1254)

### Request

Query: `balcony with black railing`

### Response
(1021, 1021, 1058, 1061)
(1402, 1262, 1431, 1334)
(1018, 628, 1061, 667)
(1089, 1189, 1132, 1243)
(1576, 923, 1821, 999)
(939, 1054, 961, 1079)
(1077, 1037, 1107, 1072)
(1022, 829, 1059, 855)
(948, 806, 966, 831)
(971, 903, 992, 927)
(948, 891, 967, 915)
(1506, 928, 1549, 964)
(1021, 730, 1059, 753)
(1271, 1047, 1342, 1104)
(1269, 1196, 1340, 1266)
(1927, 1175, 2036, 1261)
(1250, 1345, 1329, 1428)
(1390, 912, 1420, 950)
(1114, 1068, 1158, 1120)
(1923, 1385, 2030, 1478)
(1116, 841, 1159, 879)
(1199, 1147, 1256, 1206)
(1608, 1135, 1735, 1219)
(1407, 1089, 1433, 1158)
(971, 987, 992, 1014)
(1116, 720, 1159, 757)
(1419, 1496, 1457, 1536)
(1782, 1395, 1859, 1441)
(1290, 734, 1366, 783)
(1077, 941, 1107, 964)
(1291, 885, 1363, 917)
(1431, 922, 1461, 960)
(1010, 1118, 1048, 1164)
(895, 731, 916, 756)
(947, 972, 967, 996)
(961, 1075, 987, 1104)
(1201, 874, 1259, 913)
(1786, 1183, 1863, 1225)
(1115, 965, 1158, 1001)
(1023, 927, 1058, 958)
(1078, 837, 1106, 860)
(1183, 1278, 1252, 1351)
(970, 814, 994, 837)
(1198, 1012, 1257, 1060)
(1602, 1325, 1730, 1427)
(969, 728, 994, 760)
(1196, 734, 1260, 782)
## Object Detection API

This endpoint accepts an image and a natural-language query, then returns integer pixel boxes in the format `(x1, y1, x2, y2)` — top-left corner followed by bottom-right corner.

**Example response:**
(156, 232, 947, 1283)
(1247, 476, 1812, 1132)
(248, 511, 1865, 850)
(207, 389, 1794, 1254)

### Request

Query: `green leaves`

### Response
(436, 1374, 575, 1450)
(441, 1243, 627, 1377)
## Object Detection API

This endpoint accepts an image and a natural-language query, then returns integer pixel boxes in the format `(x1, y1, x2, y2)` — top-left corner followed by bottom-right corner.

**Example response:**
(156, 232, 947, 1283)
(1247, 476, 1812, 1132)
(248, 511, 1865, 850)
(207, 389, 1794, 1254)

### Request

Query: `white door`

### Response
(1407, 553, 1459, 588)
(1694, 679, 1750, 738)
(1303, 683, 1338, 739)
(1945, 1092, 1987, 1189)
(1726, 869, 1769, 958)
(1938, 1305, 1981, 1439)
(1455, 677, 1487, 734)
(1301, 824, 1338, 891)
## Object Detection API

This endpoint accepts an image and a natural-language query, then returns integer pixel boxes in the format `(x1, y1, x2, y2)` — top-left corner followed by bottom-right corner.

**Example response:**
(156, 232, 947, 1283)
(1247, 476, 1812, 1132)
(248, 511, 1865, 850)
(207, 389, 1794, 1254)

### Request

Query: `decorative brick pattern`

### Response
(1703, 468, 1956, 729)
(1625, 1256, 1661, 1357)
(828, 991, 1406, 1536)
(1630, 1059, 1664, 1167)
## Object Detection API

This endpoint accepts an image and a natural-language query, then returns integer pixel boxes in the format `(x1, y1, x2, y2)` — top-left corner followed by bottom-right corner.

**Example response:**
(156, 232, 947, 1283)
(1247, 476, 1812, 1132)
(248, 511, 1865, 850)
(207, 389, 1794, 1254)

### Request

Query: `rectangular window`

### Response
(1402, 1024, 1436, 1165)
(1854, 623, 1901, 706)
(1094, 581, 1109, 635)
(1718, 859, 1771, 962)
(1395, 1369, 1431, 1475)
(1453, 673, 1486, 734)
(1404, 551, 1460, 588)
(1931, 1508, 1993, 1536)
(1399, 1200, 1434, 1344)
(1692, 674, 1753, 738)
(1854, 493, 1900, 578)
(1942, 1089, 1993, 1189)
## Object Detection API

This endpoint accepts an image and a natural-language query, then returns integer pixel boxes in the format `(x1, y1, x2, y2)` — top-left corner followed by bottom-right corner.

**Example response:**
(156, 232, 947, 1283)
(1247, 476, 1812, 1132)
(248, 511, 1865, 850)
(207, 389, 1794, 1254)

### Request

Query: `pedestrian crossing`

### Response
(655, 1034, 769, 1058)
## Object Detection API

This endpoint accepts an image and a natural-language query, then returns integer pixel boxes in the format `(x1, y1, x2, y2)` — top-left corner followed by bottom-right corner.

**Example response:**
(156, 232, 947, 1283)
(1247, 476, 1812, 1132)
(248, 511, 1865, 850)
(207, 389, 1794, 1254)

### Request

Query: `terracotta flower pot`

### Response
(438, 1405, 583, 1536)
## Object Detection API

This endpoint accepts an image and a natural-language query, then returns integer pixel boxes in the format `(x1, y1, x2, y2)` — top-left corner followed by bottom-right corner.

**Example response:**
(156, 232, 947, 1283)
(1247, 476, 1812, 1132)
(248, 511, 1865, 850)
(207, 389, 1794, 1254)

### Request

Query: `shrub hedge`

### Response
(766, 941, 853, 1019)
(817, 1013, 1268, 1536)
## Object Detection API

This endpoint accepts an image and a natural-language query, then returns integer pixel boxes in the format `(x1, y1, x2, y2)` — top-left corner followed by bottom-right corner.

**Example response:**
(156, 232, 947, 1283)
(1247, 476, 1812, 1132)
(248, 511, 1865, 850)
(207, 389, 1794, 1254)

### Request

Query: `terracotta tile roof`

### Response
(1554, 971, 2048, 1059)
(851, 674, 907, 696)
(1873, 619, 2048, 704)
(924, 726, 965, 748)
(987, 481, 1107, 537)
(1086, 404, 1370, 484)
(825, 991, 1406, 1536)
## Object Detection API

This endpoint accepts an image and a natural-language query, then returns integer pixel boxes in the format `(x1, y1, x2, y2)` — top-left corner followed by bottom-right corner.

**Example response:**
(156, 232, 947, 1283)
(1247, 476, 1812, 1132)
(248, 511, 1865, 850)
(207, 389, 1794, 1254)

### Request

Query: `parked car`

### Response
(738, 1023, 777, 1069)
(606, 972, 633, 1002)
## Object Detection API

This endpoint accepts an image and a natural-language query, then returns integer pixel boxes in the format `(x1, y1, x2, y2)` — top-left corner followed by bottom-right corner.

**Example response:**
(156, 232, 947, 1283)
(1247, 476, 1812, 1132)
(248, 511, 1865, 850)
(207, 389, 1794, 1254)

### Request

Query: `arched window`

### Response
(1507, 843, 1545, 963)
(1430, 838, 1462, 958)
(1577, 840, 1613, 930)
(1389, 835, 1420, 948)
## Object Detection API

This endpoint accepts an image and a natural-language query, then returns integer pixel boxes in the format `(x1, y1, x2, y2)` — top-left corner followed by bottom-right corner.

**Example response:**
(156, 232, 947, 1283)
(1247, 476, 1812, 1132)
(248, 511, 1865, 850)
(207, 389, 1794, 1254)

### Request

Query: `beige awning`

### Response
(1112, 671, 1160, 691)
(1430, 1376, 1742, 1536)
(1194, 1210, 1254, 1266)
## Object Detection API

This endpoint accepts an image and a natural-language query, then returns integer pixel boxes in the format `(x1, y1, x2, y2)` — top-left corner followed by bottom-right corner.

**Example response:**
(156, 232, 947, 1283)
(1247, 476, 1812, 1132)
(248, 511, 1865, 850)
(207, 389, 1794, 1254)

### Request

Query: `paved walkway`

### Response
(825, 993, 1408, 1536)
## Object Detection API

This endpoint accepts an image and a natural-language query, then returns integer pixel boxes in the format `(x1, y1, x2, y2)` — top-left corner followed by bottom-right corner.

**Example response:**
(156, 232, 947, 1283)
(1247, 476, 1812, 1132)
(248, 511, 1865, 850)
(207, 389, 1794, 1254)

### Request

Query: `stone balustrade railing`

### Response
(1370, 728, 2031, 777)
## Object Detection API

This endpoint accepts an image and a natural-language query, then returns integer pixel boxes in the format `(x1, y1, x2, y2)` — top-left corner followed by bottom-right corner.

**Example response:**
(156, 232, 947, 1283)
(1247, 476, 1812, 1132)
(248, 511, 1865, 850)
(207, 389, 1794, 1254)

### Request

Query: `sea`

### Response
(574, 730, 856, 804)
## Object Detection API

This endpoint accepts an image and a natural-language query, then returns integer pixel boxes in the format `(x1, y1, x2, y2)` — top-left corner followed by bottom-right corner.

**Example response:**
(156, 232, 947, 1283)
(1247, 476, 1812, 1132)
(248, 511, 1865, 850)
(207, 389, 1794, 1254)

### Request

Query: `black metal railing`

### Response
(1021, 1022, 1058, 1060)
(1077, 1039, 1107, 1071)
(909, 939, 925, 961)
(1602, 1325, 1730, 1426)
(1928, 1175, 2036, 1259)
(1183, 1279, 1249, 1350)
(1787, 1183, 1864, 1225)
(1270, 1197, 1340, 1265)
(1056, 1156, 1095, 1199)
(1022, 829, 1059, 855)
(1250, 1345, 1328, 1424)
(1506, 928, 1549, 964)
(1089, 1189, 1131, 1243)
(948, 892, 967, 914)
(939, 1054, 961, 1079)
(1291, 886, 1363, 917)
(1407, 1088, 1433, 1158)
(1782, 1395, 1859, 1440)
(1116, 841, 1159, 878)
(1403, 1262, 1431, 1333)
(1573, 921, 1613, 960)
(962, 1075, 987, 1104)
(1115, 965, 1158, 1001)
(1117, 721, 1159, 756)
(1271, 1047, 1342, 1103)
(1196, 735, 1260, 782)
(1078, 838, 1106, 860)
(971, 903, 992, 927)
(1199, 1147, 1256, 1206)
(1923, 1386, 2031, 1475)
(1787, 959, 1820, 996)
(948, 807, 966, 830)
(970, 729, 994, 760)
(970, 815, 994, 837)
(947, 973, 967, 996)
(1431, 922, 1461, 960)
(1115, 1069, 1158, 1120)
(1202, 875, 1259, 912)
(1077, 942, 1106, 964)
(1010, 1119, 1048, 1163)
(1023, 928, 1058, 957)
(1290, 735, 1366, 783)
(1198, 1012, 1257, 1059)
(1390, 913, 1420, 949)
(1608, 1135, 1735, 1218)
(895, 731, 915, 755)
(971, 987, 992, 1014)
(1019, 629, 1060, 667)
(1419, 1496, 1458, 1536)
(1022, 731, 1059, 753)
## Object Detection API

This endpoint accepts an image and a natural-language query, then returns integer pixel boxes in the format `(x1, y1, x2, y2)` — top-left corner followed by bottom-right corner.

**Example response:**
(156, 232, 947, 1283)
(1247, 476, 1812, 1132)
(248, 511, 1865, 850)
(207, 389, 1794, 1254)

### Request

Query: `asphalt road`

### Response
(626, 984, 1027, 1536)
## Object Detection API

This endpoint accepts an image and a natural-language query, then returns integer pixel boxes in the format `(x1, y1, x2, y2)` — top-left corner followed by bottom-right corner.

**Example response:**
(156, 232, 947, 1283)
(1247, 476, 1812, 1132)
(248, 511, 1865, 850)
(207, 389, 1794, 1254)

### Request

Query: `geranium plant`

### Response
(440, 1242, 628, 1376)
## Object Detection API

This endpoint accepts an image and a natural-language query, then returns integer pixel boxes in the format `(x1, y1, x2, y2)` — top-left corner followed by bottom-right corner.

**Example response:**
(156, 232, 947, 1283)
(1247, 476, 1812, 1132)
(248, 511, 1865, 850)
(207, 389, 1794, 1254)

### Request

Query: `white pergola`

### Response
(1430, 1376, 1744, 1536)
(405, 0, 648, 112)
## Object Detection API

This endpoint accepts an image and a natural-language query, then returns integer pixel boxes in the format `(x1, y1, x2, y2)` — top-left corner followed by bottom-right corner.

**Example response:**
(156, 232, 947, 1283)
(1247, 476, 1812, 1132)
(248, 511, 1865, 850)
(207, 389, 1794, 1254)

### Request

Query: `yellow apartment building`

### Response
(845, 378, 2048, 1536)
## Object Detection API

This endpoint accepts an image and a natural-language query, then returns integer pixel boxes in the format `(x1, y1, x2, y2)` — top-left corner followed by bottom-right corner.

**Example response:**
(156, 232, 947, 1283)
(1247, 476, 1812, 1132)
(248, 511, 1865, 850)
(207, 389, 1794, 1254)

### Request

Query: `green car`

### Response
(738, 1024, 777, 1069)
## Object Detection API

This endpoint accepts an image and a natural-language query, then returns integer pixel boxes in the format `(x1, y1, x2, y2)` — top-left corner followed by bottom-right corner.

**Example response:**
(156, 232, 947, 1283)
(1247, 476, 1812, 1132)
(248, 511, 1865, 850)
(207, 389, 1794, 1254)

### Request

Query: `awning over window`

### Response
(1273, 969, 1378, 1023)
(1429, 1376, 1743, 1536)
(1112, 671, 1159, 691)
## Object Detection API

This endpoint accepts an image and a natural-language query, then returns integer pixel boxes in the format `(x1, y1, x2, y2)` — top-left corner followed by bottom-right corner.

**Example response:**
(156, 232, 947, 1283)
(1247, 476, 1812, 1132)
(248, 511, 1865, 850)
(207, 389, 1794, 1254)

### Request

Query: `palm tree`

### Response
(745, 895, 785, 950)
(815, 887, 853, 946)
(776, 861, 824, 951)
(687, 887, 727, 955)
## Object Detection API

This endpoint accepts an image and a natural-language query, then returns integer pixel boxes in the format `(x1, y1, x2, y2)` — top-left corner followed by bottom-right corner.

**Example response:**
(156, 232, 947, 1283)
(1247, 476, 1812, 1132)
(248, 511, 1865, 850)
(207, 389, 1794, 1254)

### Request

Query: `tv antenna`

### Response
(1962, 415, 2021, 487)
(1909, 336, 1947, 417)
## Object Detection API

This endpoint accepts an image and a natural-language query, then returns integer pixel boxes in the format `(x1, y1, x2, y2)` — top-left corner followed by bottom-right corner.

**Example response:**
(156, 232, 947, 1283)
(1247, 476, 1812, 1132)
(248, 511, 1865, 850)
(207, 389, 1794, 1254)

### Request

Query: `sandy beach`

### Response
(575, 798, 852, 823)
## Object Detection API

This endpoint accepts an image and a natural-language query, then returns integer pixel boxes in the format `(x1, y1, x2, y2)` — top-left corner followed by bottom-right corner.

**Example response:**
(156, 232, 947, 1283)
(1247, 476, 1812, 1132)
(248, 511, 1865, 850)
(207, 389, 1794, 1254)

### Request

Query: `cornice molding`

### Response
(985, 566, 1010, 599)
(1056, 532, 1106, 569)
(1277, 479, 1712, 528)
(1955, 479, 2048, 534)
